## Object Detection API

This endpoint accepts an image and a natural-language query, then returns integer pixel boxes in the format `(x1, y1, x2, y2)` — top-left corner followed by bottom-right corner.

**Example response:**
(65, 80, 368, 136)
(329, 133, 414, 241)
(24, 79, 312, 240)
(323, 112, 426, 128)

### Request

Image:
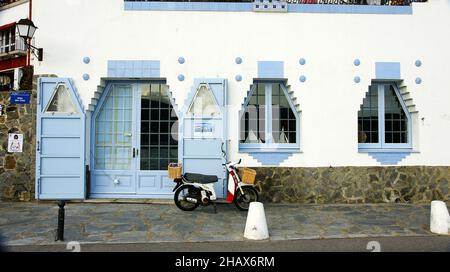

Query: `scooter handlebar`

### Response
(222, 159, 242, 166)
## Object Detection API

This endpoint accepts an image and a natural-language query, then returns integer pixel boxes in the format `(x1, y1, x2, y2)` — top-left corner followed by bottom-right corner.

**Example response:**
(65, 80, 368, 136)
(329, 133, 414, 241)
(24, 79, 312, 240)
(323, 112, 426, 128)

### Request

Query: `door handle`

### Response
(133, 148, 136, 158)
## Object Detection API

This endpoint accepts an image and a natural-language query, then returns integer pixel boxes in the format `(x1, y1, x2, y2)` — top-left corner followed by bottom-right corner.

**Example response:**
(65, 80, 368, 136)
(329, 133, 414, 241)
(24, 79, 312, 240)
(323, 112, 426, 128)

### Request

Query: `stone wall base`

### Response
(256, 166, 450, 204)
(0, 87, 36, 202)
(0, 74, 57, 202)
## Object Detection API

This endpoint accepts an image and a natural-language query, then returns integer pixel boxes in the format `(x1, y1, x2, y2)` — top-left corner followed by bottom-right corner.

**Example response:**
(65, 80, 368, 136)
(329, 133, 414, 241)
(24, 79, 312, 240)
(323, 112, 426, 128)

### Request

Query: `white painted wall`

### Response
(31, 0, 450, 167)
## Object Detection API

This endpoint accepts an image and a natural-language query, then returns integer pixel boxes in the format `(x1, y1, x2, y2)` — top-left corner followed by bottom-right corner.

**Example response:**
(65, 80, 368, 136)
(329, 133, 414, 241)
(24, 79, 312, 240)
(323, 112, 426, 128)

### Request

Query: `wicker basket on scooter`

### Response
(168, 163, 182, 179)
(240, 168, 257, 185)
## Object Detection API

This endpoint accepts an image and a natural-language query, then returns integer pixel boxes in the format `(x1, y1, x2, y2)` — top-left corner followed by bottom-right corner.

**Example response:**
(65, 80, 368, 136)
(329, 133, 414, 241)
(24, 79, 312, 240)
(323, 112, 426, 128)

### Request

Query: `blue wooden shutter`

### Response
(36, 78, 86, 200)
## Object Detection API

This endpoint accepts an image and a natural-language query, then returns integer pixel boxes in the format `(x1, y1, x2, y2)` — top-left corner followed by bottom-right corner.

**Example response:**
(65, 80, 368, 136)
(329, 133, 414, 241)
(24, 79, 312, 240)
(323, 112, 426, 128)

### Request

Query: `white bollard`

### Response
(244, 202, 269, 240)
(430, 201, 449, 235)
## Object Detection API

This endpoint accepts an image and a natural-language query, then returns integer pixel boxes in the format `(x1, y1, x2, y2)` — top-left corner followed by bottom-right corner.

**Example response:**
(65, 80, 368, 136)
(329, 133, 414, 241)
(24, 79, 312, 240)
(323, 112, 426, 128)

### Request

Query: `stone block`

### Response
(2, 185, 16, 200)
(18, 191, 31, 202)
(4, 156, 16, 170)
(6, 108, 19, 119)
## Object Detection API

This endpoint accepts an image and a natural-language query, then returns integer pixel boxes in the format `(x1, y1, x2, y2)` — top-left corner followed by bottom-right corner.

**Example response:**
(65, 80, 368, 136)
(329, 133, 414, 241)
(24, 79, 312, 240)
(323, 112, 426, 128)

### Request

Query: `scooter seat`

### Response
(184, 173, 219, 184)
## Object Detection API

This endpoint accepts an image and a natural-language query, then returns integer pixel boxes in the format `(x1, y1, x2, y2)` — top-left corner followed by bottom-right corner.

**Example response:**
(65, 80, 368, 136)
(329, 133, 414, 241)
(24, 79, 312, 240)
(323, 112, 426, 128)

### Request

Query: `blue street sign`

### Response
(10, 92, 31, 105)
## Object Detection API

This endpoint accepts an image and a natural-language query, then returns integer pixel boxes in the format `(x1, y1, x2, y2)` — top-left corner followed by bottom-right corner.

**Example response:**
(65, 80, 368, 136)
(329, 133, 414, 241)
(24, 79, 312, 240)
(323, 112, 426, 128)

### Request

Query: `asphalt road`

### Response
(6, 236, 450, 252)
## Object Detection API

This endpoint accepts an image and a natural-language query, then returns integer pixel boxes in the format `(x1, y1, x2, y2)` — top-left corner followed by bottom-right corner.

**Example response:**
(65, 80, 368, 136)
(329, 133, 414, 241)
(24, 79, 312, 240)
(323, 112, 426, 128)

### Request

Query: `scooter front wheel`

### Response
(174, 185, 200, 211)
(234, 186, 259, 211)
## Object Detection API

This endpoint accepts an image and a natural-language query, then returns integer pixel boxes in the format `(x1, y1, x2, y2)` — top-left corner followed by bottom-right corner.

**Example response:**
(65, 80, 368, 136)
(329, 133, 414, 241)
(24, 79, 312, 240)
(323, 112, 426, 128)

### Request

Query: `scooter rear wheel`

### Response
(234, 186, 259, 211)
(174, 185, 200, 211)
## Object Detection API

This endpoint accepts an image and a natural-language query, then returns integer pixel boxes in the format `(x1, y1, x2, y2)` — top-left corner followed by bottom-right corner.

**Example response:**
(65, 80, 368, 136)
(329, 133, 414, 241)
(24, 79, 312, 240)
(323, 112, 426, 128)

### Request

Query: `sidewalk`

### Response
(0, 202, 436, 246)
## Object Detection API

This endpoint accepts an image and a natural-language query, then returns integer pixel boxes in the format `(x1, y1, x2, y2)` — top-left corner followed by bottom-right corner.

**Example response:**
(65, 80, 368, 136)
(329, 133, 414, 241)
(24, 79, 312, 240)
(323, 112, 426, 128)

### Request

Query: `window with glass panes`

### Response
(45, 84, 78, 114)
(358, 84, 379, 144)
(240, 82, 298, 147)
(271, 83, 297, 144)
(140, 84, 178, 171)
(188, 84, 221, 117)
(0, 26, 17, 54)
(241, 83, 266, 144)
(358, 82, 411, 149)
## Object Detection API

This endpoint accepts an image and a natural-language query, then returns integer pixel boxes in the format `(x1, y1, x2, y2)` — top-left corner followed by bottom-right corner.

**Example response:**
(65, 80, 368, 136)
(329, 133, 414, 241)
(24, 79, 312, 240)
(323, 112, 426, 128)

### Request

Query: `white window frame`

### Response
(239, 81, 300, 152)
(358, 81, 412, 150)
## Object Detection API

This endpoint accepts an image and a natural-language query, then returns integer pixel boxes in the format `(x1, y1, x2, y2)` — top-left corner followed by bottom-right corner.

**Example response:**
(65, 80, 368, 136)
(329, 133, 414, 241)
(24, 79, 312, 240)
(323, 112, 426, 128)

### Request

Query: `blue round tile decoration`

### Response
(83, 74, 90, 81)
(299, 58, 306, 65)
(354, 59, 360, 66)
(235, 57, 242, 65)
(178, 57, 185, 64)
(178, 74, 185, 81)
(354, 76, 360, 83)
(299, 75, 306, 83)
(415, 60, 422, 67)
(415, 77, 422, 84)
(83, 57, 90, 64)
(235, 75, 242, 82)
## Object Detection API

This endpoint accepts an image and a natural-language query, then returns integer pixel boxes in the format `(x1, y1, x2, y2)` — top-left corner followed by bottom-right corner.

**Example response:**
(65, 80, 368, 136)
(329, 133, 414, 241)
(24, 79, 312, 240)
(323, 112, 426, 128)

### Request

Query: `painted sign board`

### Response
(194, 121, 215, 137)
(195, 121, 214, 133)
(8, 133, 23, 153)
(10, 92, 31, 104)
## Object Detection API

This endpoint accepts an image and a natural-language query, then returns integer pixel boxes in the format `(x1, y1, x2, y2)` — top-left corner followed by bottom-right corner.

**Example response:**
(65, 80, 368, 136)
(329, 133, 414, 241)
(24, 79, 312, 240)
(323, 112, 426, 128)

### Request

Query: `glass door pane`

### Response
(95, 84, 133, 170)
(45, 84, 78, 113)
(140, 83, 178, 170)
(188, 84, 221, 117)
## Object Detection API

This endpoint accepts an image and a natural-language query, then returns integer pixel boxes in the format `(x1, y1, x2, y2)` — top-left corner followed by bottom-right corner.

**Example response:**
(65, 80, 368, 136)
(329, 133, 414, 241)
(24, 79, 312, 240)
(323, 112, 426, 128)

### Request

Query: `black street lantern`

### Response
(17, 18, 37, 40)
(17, 18, 43, 61)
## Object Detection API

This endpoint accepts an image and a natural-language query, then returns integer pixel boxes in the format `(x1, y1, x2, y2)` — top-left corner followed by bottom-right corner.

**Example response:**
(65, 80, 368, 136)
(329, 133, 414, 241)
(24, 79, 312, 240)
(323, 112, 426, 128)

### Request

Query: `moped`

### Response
(171, 159, 259, 212)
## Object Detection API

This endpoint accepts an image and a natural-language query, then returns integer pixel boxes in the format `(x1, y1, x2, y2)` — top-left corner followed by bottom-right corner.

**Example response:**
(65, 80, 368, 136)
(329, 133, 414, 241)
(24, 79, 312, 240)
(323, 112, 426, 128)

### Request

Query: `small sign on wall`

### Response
(193, 121, 215, 138)
(8, 133, 23, 153)
(195, 122, 214, 133)
(10, 92, 31, 105)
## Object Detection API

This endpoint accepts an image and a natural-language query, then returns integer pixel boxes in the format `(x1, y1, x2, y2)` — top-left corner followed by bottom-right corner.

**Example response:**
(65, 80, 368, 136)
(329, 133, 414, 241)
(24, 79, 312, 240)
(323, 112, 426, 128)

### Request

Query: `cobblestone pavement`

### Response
(0, 202, 438, 246)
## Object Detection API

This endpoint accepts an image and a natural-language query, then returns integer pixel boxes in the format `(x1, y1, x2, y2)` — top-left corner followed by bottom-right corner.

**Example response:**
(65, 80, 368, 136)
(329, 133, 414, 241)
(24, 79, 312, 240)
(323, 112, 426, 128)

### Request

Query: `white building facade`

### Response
(1, 0, 449, 203)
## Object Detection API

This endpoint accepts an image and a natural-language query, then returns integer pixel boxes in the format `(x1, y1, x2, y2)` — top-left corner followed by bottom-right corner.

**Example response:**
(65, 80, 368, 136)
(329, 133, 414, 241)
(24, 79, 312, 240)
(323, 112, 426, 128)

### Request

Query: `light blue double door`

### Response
(90, 82, 179, 198)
